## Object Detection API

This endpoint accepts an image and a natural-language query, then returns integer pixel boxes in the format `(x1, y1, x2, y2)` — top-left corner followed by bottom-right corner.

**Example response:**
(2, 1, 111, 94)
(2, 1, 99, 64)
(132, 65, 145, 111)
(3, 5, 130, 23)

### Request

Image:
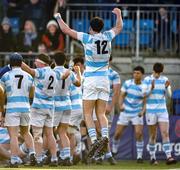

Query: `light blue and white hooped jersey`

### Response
(70, 84, 82, 111)
(77, 30, 116, 77)
(54, 66, 77, 111)
(144, 75, 168, 114)
(32, 66, 56, 110)
(108, 67, 121, 103)
(0, 127, 10, 144)
(121, 79, 145, 116)
(0, 68, 33, 113)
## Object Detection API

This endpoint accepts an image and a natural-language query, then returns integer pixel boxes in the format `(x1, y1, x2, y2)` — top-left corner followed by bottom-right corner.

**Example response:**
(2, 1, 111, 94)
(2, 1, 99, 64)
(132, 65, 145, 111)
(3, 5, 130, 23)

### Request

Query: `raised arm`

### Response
(112, 8, 123, 35)
(21, 62, 35, 77)
(61, 69, 71, 80)
(54, 13, 78, 40)
(73, 66, 81, 87)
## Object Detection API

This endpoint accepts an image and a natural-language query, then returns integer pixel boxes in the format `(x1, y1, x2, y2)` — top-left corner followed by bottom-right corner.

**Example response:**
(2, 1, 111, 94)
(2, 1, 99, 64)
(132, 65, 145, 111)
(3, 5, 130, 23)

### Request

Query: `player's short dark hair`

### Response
(10, 52, 23, 67)
(73, 57, 84, 65)
(53, 51, 66, 66)
(133, 66, 145, 74)
(153, 62, 164, 73)
(90, 17, 104, 33)
(37, 53, 51, 65)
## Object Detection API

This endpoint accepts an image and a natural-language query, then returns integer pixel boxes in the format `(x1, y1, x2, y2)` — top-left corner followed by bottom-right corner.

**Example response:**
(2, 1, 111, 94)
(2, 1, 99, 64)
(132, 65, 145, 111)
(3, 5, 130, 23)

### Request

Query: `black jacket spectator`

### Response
(6, 0, 26, 17)
(21, 0, 47, 33)
(0, 0, 7, 23)
(0, 17, 16, 52)
(153, 7, 171, 51)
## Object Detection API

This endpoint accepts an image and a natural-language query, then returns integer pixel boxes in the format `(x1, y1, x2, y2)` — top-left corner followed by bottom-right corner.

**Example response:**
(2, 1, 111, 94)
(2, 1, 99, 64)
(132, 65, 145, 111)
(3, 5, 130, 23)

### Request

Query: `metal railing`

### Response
(66, 3, 180, 59)
(0, 52, 81, 67)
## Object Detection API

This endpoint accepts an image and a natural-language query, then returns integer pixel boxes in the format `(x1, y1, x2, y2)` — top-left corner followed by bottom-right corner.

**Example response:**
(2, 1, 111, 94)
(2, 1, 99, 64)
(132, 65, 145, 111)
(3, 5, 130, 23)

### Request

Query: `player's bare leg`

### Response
(112, 125, 126, 155)
(58, 123, 72, 165)
(44, 126, 58, 166)
(32, 126, 43, 165)
(20, 126, 35, 154)
(159, 122, 176, 165)
(134, 125, 144, 163)
(148, 125, 158, 165)
(20, 125, 36, 165)
(95, 99, 109, 157)
(83, 100, 97, 143)
(7, 126, 23, 165)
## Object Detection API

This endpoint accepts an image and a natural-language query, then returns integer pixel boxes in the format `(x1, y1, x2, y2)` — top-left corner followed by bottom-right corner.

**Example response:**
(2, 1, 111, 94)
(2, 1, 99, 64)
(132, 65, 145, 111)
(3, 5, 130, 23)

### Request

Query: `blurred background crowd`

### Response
(0, 0, 179, 57)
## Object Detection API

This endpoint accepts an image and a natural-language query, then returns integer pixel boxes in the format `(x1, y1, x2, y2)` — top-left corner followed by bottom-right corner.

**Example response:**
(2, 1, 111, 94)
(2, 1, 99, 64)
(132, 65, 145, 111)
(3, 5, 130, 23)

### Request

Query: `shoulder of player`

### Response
(23, 72, 33, 81)
(160, 75, 168, 81)
(144, 75, 151, 80)
(124, 79, 132, 85)
(1, 71, 9, 78)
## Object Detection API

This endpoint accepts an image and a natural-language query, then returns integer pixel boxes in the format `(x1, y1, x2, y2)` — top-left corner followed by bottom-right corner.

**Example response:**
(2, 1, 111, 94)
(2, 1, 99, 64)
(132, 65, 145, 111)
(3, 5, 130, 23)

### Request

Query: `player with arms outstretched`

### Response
(54, 7, 123, 158)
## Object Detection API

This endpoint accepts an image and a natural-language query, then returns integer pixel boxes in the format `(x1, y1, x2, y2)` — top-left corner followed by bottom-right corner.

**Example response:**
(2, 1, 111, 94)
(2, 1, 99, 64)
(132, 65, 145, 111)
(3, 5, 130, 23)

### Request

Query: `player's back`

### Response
(0, 67, 33, 113)
(144, 75, 168, 113)
(32, 66, 56, 110)
(70, 83, 82, 110)
(54, 66, 77, 96)
(54, 66, 77, 111)
(77, 30, 115, 74)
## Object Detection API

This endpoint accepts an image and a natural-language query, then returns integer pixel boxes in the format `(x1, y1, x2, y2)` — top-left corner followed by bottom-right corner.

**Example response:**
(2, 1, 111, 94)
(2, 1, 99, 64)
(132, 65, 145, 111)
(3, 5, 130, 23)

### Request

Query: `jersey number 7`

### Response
(15, 75, 23, 89)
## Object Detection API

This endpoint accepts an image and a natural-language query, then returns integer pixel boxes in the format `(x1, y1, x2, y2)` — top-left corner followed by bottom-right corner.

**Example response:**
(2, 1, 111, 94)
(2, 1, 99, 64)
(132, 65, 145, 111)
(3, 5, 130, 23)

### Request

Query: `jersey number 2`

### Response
(48, 76, 54, 89)
(15, 75, 23, 89)
(95, 40, 108, 54)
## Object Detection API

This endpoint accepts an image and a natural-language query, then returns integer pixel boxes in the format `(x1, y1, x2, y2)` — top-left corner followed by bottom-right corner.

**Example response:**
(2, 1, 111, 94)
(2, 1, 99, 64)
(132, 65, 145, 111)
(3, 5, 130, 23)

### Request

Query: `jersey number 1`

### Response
(95, 40, 108, 54)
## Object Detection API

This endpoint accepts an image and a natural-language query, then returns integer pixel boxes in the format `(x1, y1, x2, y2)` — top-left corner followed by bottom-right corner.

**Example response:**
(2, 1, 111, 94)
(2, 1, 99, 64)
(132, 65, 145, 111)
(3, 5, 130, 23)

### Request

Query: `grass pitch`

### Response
(0, 160, 179, 170)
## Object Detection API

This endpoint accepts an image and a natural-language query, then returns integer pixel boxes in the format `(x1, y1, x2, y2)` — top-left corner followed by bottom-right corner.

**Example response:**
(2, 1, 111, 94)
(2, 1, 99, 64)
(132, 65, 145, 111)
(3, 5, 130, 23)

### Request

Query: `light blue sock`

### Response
(28, 148, 35, 156)
(63, 147, 71, 159)
(101, 127, 109, 138)
(163, 142, 172, 159)
(36, 154, 43, 163)
(112, 138, 119, 154)
(51, 155, 58, 162)
(10, 156, 19, 164)
(148, 143, 156, 160)
(136, 141, 144, 159)
(59, 150, 65, 160)
(88, 128, 97, 143)
(105, 152, 112, 159)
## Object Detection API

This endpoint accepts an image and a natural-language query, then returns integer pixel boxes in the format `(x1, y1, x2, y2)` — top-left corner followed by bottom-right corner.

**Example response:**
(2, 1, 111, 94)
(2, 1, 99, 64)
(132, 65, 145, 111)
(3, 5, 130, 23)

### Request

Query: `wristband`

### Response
(54, 13, 62, 20)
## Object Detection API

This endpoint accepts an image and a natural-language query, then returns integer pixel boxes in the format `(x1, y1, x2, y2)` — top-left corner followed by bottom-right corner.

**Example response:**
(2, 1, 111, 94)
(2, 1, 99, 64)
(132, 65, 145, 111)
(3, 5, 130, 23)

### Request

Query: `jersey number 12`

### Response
(95, 40, 108, 54)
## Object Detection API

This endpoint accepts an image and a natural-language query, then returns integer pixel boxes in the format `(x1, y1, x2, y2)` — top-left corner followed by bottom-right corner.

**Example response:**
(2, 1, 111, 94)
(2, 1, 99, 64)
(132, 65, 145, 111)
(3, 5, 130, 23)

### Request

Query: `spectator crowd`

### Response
(0, 0, 179, 55)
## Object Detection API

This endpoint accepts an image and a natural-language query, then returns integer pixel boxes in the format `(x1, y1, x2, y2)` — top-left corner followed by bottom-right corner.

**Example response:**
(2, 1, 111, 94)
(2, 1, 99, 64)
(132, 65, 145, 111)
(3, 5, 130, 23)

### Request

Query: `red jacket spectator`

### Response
(42, 20, 64, 52)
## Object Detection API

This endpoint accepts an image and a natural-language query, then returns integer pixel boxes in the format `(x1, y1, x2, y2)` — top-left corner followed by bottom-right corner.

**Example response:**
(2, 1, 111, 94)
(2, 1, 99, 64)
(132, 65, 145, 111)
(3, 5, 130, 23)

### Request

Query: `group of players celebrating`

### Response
(0, 7, 177, 167)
